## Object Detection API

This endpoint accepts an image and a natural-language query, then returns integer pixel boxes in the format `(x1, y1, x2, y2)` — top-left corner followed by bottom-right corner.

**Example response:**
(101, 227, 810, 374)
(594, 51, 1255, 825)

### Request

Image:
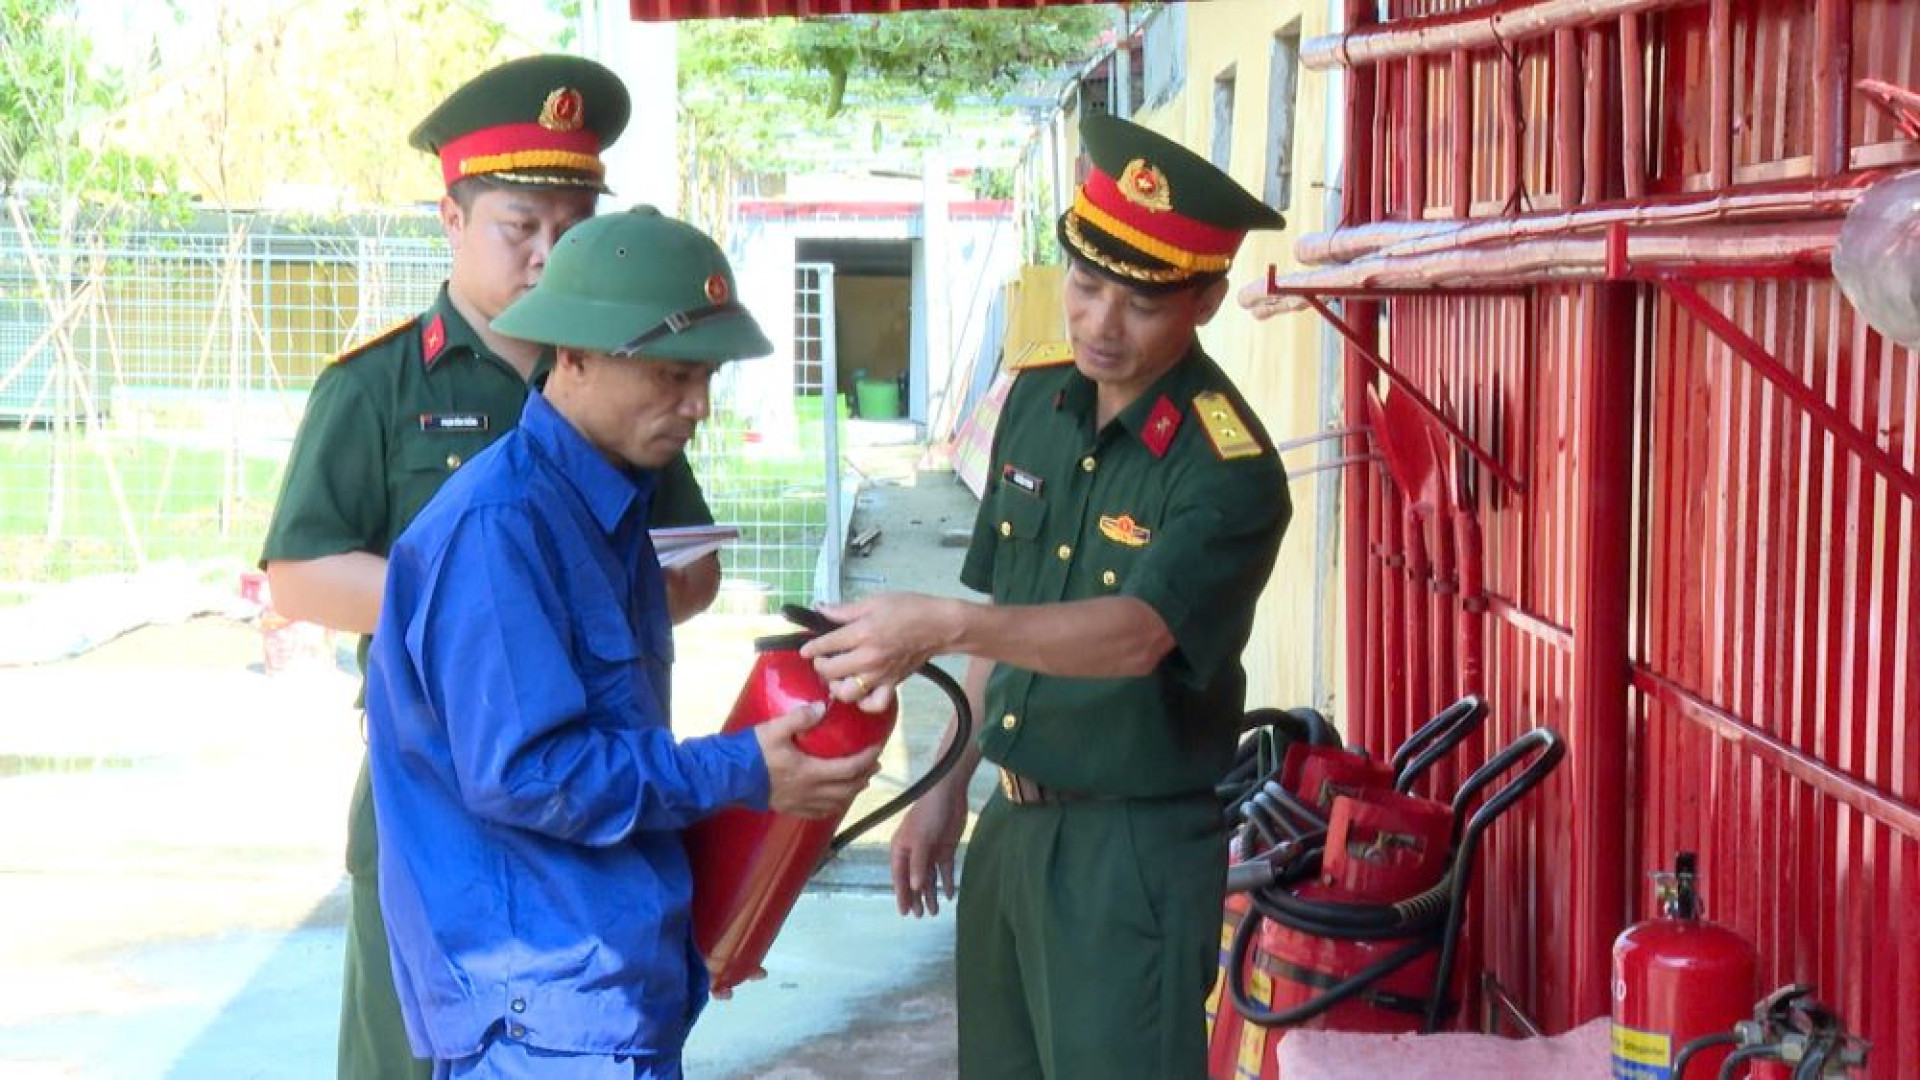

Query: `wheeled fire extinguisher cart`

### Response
(1211, 698, 1565, 1080)
(685, 605, 972, 995)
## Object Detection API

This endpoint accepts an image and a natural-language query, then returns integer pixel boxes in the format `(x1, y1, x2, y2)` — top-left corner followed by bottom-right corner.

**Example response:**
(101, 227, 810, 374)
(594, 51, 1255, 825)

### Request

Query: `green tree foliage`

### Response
(678, 7, 1111, 176)
(115, 1, 508, 207)
(0, 0, 178, 221)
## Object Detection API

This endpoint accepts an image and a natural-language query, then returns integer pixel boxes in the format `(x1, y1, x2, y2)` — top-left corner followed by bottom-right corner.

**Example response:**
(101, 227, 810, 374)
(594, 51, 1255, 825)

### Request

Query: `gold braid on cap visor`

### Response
(458, 149, 605, 182)
(1069, 189, 1234, 276)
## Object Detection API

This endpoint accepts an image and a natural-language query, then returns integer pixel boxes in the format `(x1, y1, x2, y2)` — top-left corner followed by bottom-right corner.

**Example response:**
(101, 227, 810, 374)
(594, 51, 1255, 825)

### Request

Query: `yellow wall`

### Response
(1133, 0, 1340, 716)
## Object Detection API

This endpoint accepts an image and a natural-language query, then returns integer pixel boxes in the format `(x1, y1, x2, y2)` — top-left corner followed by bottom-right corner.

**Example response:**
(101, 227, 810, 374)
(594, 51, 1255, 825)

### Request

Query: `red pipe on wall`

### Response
(1343, 0, 1383, 760)
(1302, 0, 1701, 71)
(1291, 183, 1870, 267)
(1567, 281, 1638, 1024)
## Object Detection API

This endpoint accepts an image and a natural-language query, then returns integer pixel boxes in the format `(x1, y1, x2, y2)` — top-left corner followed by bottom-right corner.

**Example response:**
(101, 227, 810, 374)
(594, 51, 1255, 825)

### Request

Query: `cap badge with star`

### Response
(410, 55, 630, 193)
(1059, 111, 1285, 291)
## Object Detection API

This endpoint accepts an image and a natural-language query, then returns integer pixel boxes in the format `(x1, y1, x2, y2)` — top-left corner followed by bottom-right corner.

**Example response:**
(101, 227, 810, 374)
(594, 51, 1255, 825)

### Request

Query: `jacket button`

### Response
(1056, 544, 1072, 561)
(999, 521, 1012, 537)
(510, 1024, 526, 1039)
(1080, 455, 1097, 473)
(511, 998, 526, 1013)
(445, 453, 462, 470)
(1102, 570, 1117, 587)
(1001, 713, 1018, 730)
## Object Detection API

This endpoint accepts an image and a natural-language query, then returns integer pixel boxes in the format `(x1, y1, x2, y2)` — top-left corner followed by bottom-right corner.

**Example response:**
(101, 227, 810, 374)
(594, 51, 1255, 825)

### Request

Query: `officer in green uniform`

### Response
(259, 56, 719, 1080)
(800, 111, 1290, 1079)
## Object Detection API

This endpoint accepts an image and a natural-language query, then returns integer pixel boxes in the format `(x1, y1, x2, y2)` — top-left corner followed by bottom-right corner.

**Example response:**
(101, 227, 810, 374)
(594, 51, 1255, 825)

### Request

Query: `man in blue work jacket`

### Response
(363, 207, 883, 1080)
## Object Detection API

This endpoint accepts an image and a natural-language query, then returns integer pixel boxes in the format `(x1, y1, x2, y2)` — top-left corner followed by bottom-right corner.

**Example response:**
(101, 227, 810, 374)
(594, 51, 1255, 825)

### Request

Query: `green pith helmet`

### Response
(1058, 110, 1286, 292)
(492, 206, 773, 364)
(410, 55, 630, 193)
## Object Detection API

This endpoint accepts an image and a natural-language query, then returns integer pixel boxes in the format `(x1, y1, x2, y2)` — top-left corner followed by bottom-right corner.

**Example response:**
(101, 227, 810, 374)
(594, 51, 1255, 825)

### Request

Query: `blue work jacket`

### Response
(365, 391, 768, 1061)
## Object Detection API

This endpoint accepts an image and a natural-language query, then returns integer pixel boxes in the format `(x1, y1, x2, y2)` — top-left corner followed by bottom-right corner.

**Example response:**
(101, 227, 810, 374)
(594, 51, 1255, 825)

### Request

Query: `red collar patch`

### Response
(1141, 394, 1182, 459)
(421, 314, 447, 368)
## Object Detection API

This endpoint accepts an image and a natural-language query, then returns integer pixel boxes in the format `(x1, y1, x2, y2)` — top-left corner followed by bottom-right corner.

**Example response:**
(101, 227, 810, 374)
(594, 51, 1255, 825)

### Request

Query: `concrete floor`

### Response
(0, 443, 987, 1080)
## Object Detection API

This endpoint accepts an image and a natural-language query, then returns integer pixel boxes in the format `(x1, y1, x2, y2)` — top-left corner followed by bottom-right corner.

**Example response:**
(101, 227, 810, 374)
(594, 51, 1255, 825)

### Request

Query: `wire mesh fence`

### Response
(0, 204, 829, 613)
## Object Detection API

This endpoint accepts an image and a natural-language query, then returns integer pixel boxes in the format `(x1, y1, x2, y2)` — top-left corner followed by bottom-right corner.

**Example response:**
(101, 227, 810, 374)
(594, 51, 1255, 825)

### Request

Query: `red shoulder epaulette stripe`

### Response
(329, 316, 418, 365)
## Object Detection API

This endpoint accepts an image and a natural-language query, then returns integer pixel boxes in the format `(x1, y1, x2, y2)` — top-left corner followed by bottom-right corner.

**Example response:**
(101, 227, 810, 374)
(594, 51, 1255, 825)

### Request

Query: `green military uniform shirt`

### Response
(960, 344, 1289, 796)
(260, 284, 711, 876)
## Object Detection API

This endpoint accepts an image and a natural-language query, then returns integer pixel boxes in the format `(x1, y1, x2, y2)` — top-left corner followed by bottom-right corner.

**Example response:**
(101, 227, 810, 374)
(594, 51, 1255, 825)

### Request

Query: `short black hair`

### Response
(447, 174, 513, 212)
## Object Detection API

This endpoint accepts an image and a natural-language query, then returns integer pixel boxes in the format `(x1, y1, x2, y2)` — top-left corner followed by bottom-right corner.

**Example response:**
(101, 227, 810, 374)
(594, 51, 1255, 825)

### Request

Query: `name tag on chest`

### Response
(418, 412, 489, 433)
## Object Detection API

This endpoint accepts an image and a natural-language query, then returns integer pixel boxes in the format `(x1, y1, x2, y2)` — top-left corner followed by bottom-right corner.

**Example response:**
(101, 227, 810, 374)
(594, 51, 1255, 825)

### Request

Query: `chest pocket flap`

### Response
(993, 486, 1047, 541)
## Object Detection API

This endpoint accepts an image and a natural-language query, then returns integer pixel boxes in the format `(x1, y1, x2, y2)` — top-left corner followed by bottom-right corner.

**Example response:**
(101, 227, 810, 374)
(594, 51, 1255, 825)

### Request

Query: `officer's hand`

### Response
(889, 781, 966, 918)
(802, 594, 959, 711)
(754, 703, 884, 818)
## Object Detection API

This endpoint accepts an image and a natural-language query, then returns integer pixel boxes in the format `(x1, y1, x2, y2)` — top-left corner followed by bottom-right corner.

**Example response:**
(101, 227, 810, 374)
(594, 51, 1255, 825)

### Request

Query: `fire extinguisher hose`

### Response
(768, 608, 976, 870)
(1671, 1032, 1739, 1080)
(1224, 904, 1441, 1028)
(817, 658, 972, 866)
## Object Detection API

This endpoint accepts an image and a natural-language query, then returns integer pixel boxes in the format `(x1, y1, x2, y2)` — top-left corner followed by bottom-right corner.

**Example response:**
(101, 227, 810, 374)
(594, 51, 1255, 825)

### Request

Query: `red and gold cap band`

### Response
(439, 121, 605, 187)
(1075, 164, 1242, 271)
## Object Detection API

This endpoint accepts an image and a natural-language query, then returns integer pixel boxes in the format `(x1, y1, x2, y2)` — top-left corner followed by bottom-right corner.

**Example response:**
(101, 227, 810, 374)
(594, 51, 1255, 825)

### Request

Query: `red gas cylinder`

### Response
(1611, 853, 1757, 1080)
(685, 636, 897, 995)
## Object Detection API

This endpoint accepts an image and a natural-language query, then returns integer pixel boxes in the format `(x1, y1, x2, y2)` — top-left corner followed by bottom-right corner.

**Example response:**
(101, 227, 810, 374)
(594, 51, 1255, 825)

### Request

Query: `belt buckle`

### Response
(999, 766, 1024, 805)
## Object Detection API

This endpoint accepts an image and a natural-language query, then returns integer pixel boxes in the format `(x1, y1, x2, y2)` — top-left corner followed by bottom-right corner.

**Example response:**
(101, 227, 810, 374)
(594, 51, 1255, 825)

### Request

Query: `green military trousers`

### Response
(955, 791, 1228, 1080)
(339, 758, 434, 1080)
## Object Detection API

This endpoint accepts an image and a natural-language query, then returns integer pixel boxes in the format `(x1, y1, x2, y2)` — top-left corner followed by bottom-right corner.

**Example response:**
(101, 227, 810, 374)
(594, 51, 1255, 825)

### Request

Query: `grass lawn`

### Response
(0, 430, 281, 591)
(1, 398, 841, 608)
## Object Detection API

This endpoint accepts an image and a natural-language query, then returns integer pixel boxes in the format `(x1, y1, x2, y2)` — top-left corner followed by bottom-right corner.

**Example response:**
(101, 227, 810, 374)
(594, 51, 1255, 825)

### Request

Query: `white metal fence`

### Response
(0, 207, 830, 612)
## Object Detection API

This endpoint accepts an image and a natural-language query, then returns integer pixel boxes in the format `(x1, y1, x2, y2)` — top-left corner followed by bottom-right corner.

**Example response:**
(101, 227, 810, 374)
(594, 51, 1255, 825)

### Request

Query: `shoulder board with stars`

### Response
(1008, 340, 1075, 372)
(1194, 391, 1264, 460)
(329, 316, 418, 366)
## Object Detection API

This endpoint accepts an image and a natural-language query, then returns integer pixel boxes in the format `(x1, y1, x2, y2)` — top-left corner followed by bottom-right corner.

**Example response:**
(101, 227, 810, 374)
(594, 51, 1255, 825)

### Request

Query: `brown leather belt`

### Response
(997, 766, 1099, 806)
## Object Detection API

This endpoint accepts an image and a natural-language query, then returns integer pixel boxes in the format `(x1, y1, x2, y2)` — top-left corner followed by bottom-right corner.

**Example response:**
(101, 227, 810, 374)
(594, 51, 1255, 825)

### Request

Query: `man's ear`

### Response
(1191, 277, 1231, 327)
(439, 195, 465, 251)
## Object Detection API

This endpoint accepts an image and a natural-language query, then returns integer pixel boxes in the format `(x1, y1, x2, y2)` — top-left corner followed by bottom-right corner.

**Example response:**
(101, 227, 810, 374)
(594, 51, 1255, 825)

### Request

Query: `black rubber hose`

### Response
(1791, 1040, 1832, 1080)
(822, 657, 972, 864)
(1247, 876, 1452, 940)
(1672, 1032, 1739, 1080)
(1718, 1045, 1784, 1080)
(1224, 901, 1439, 1028)
(765, 605, 977, 869)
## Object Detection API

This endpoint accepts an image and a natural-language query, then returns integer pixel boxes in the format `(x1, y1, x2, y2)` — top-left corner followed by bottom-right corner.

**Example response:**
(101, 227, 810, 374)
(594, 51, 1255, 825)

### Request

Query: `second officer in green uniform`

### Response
(800, 111, 1291, 1079)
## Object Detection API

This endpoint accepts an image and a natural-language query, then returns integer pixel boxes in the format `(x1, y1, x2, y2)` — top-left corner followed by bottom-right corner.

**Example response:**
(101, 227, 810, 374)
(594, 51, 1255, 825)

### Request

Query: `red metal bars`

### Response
(1301, 294, 1525, 493)
(1657, 279, 1920, 506)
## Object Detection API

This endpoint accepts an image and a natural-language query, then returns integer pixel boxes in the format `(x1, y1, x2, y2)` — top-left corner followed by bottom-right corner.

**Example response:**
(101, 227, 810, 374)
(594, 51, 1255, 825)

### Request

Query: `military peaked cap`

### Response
(1059, 110, 1285, 291)
(410, 54, 630, 192)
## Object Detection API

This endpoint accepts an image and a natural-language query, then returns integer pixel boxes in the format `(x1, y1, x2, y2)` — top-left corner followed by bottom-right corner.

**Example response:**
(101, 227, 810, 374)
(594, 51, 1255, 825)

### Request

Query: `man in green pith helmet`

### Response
(800, 109, 1292, 1079)
(364, 205, 882, 1080)
(258, 56, 721, 1080)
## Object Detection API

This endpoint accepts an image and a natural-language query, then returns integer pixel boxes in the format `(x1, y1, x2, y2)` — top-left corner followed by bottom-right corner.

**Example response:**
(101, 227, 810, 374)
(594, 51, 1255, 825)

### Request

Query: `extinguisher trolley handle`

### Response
(1391, 694, 1489, 794)
(1424, 727, 1566, 1032)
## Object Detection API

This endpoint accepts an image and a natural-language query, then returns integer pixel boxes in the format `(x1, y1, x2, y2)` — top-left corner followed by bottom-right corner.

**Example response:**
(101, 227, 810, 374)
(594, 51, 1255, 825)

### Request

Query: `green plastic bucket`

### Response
(855, 377, 901, 419)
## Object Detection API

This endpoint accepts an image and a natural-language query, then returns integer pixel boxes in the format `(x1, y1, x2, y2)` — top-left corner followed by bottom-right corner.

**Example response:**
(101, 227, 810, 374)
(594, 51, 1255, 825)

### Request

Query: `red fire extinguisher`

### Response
(686, 605, 971, 995)
(1611, 852, 1758, 1080)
